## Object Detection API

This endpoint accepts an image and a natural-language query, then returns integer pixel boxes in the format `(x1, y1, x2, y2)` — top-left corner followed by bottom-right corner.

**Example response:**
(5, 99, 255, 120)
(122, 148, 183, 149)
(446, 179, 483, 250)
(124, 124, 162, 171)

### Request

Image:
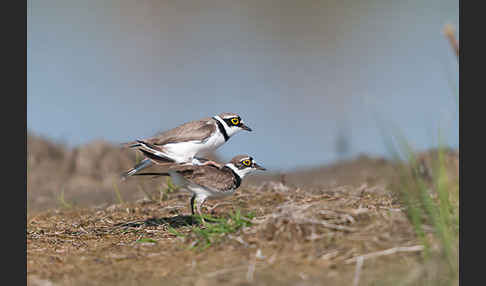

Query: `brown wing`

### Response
(144, 117, 216, 146)
(167, 163, 199, 173)
(172, 165, 236, 192)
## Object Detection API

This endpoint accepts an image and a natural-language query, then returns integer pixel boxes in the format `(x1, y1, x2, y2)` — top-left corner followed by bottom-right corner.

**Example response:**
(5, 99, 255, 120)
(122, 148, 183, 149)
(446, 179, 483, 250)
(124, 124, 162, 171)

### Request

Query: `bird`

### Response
(133, 155, 266, 220)
(121, 113, 252, 179)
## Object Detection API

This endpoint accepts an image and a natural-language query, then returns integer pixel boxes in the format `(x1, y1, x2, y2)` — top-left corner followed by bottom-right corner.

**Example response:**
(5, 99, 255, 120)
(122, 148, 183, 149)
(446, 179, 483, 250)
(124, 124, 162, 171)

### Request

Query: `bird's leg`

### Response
(192, 156, 223, 169)
(190, 194, 198, 225)
(199, 160, 223, 169)
(190, 194, 196, 216)
(195, 196, 207, 224)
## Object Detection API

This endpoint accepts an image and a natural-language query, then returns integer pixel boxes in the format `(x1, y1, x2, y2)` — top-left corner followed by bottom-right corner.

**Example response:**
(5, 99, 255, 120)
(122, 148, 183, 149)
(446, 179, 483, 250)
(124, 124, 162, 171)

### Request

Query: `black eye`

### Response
(242, 160, 251, 166)
(231, 118, 240, 125)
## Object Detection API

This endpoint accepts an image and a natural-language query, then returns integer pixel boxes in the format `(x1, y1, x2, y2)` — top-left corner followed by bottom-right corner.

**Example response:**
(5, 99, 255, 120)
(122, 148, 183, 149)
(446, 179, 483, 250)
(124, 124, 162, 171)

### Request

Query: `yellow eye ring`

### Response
(242, 160, 251, 166)
(231, 118, 240, 125)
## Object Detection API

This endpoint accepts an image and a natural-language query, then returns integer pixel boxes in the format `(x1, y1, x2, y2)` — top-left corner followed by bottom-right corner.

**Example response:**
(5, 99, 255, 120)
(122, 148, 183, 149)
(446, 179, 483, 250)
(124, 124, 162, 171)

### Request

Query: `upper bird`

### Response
(121, 112, 252, 179)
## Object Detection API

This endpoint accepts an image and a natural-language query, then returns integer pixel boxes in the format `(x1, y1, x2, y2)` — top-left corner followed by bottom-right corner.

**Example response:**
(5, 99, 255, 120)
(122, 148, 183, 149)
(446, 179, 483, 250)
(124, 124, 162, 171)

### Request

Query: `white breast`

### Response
(204, 130, 226, 150)
(185, 183, 236, 199)
(163, 132, 226, 163)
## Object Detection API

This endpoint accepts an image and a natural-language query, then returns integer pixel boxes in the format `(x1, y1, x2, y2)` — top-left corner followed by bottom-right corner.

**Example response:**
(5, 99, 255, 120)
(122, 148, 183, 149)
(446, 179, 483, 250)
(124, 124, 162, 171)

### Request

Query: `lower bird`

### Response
(134, 155, 266, 220)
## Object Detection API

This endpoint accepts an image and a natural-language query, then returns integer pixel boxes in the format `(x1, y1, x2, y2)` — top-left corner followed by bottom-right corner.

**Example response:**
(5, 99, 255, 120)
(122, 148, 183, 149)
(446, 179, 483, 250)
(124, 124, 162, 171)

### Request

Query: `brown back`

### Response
(146, 117, 216, 145)
(169, 164, 237, 192)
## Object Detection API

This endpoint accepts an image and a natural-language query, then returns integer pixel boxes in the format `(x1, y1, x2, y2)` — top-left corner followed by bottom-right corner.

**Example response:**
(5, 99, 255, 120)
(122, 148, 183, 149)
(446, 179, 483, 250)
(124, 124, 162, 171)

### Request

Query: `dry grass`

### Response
(443, 24, 459, 59)
(26, 186, 412, 285)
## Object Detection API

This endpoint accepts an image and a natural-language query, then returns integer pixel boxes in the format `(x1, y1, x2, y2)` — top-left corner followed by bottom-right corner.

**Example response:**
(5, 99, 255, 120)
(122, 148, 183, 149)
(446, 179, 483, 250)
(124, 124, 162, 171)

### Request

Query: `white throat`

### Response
(225, 163, 253, 179)
(213, 115, 241, 137)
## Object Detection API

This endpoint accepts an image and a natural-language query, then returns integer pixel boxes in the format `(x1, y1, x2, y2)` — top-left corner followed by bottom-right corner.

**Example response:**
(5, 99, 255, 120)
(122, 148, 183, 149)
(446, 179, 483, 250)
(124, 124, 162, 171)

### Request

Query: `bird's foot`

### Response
(192, 214, 206, 225)
(200, 160, 223, 169)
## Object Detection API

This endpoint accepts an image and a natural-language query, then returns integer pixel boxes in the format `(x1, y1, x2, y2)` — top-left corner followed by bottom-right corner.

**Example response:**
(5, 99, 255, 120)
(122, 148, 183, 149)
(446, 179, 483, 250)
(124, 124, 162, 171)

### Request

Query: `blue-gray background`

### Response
(27, 0, 458, 171)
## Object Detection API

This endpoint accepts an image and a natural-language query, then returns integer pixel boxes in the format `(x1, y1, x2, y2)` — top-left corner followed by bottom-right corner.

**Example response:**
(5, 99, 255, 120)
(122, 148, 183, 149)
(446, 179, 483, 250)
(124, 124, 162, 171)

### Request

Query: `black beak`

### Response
(240, 123, 252, 132)
(254, 162, 266, 171)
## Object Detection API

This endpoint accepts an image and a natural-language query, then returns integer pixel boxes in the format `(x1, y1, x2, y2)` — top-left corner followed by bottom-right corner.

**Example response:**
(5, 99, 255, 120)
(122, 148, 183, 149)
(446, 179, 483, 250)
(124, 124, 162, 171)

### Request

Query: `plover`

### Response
(121, 113, 252, 179)
(134, 155, 265, 219)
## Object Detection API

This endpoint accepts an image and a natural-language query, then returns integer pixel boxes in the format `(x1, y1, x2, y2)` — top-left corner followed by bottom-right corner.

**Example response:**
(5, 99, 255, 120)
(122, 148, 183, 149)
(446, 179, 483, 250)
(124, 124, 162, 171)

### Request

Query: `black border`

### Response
(23, 1, 28, 284)
(459, 0, 478, 284)
(7, 0, 27, 284)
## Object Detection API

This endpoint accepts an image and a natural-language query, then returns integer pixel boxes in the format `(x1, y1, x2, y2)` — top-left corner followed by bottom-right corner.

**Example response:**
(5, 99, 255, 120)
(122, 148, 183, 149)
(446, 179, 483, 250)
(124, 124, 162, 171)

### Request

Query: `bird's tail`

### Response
(137, 148, 176, 165)
(132, 172, 171, 179)
(121, 158, 154, 180)
(120, 141, 143, 148)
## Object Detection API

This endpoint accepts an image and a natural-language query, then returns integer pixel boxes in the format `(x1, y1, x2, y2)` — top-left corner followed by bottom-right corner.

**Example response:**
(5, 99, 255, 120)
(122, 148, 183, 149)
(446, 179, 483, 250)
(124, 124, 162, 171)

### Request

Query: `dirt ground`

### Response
(26, 133, 459, 286)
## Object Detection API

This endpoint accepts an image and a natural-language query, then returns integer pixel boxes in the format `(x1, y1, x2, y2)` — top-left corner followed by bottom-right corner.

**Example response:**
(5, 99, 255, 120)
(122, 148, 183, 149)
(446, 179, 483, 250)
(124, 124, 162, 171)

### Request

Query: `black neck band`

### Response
(213, 117, 229, 142)
(223, 166, 241, 188)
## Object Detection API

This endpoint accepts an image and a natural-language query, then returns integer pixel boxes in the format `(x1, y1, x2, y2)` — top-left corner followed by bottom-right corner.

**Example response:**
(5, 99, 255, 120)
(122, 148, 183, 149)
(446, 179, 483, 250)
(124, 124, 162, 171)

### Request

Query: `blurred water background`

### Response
(27, 0, 458, 171)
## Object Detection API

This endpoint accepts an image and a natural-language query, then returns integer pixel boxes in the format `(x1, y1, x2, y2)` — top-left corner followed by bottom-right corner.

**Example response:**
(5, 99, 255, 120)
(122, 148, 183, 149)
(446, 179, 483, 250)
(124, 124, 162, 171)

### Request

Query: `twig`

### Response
(306, 233, 334, 241)
(303, 219, 357, 232)
(352, 256, 364, 286)
(205, 263, 265, 278)
(247, 251, 257, 283)
(227, 234, 249, 247)
(207, 202, 233, 212)
(318, 210, 356, 224)
(206, 267, 238, 278)
(320, 249, 339, 260)
(345, 245, 424, 264)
